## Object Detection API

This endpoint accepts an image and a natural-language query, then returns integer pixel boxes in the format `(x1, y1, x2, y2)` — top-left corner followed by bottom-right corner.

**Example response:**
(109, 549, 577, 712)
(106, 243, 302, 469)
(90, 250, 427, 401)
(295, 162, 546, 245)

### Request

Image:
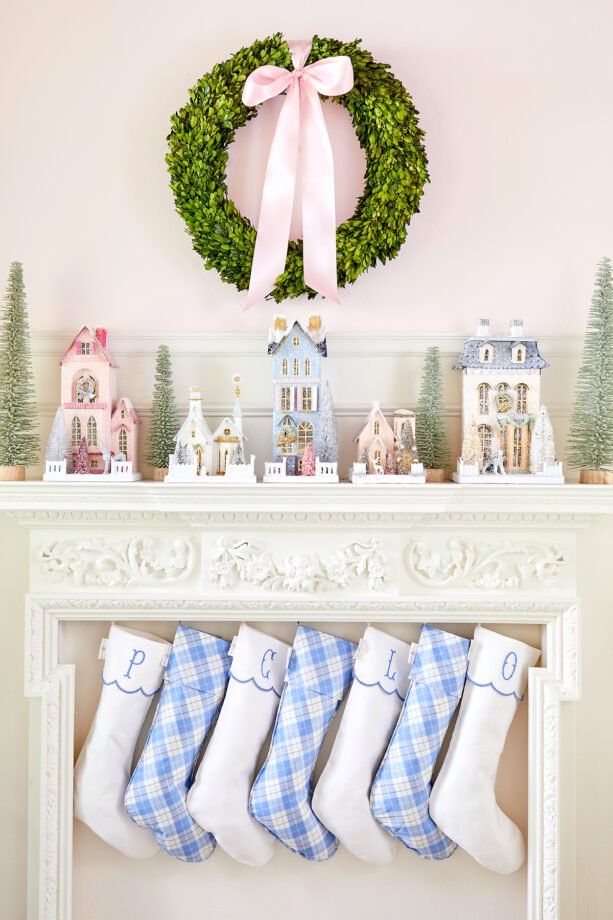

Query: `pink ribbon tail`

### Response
(242, 39, 353, 309)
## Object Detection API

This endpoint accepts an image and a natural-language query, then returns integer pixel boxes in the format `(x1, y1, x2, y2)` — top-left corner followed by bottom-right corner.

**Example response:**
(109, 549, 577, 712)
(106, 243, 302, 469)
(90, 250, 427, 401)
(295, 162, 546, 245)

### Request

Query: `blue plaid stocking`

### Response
(249, 625, 356, 861)
(370, 625, 470, 860)
(124, 625, 230, 862)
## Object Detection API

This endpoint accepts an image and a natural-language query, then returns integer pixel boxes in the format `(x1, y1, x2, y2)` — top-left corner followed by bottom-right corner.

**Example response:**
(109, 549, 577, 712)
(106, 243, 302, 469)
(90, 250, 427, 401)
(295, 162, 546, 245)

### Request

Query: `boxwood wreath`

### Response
(167, 34, 429, 302)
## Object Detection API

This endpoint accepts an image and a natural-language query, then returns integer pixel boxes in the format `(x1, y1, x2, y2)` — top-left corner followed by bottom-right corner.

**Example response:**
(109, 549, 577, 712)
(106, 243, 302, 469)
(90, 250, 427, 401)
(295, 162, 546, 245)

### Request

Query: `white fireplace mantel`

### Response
(2, 481, 607, 920)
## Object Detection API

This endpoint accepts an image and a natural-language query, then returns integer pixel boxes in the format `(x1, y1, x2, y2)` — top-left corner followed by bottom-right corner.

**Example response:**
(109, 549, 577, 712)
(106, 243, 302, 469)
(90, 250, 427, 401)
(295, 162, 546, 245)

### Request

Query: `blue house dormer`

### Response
(269, 315, 327, 474)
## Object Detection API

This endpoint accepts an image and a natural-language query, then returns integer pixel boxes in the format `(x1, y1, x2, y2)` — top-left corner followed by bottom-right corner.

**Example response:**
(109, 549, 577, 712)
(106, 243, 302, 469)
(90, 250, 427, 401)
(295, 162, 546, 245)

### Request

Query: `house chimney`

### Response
(95, 327, 107, 348)
(190, 386, 202, 404)
(273, 315, 287, 333)
(476, 318, 490, 337)
(510, 318, 524, 337)
(308, 314, 322, 332)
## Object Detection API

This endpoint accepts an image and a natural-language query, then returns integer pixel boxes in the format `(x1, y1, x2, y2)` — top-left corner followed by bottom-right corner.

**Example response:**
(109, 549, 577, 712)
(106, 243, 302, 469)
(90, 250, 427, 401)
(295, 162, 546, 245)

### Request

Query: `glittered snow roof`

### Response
(454, 337, 548, 370)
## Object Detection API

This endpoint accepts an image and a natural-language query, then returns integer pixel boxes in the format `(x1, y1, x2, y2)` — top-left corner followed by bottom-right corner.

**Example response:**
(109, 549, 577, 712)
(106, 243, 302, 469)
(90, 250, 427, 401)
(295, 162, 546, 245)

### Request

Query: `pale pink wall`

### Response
(0, 0, 612, 336)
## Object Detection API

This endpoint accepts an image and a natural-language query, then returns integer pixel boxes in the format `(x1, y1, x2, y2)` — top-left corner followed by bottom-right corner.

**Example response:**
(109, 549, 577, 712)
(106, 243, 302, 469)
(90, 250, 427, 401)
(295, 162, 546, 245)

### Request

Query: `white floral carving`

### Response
(38, 537, 194, 587)
(405, 539, 568, 589)
(208, 537, 389, 592)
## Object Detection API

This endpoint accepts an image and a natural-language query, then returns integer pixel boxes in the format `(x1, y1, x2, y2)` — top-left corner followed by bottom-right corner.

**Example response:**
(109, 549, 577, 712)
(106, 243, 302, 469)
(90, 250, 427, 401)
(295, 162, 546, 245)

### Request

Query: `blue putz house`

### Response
(268, 314, 327, 474)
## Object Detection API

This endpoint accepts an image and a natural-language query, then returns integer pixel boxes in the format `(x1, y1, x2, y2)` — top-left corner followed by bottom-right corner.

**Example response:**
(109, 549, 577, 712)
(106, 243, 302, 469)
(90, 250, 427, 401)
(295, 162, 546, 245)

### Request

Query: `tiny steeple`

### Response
(232, 374, 243, 434)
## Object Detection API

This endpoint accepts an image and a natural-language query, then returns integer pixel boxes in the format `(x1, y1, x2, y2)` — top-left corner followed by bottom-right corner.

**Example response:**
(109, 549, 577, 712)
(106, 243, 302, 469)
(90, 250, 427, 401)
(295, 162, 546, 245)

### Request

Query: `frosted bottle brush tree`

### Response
(567, 257, 613, 480)
(396, 420, 418, 474)
(45, 407, 72, 471)
(146, 345, 179, 474)
(415, 346, 450, 474)
(314, 380, 338, 463)
(0, 262, 39, 476)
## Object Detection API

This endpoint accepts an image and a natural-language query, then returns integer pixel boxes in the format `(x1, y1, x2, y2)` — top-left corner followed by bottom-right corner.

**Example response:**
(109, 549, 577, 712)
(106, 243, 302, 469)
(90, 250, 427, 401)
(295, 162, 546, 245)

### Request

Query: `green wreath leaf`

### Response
(167, 33, 429, 302)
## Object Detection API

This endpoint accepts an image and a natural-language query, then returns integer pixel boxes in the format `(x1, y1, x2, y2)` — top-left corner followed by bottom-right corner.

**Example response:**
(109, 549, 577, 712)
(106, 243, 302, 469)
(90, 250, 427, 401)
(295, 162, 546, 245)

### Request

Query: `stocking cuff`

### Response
(410, 625, 470, 699)
(165, 625, 231, 695)
(228, 624, 290, 697)
(286, 625, 356, 701)
(466, 627, 541, 701)
(353, 626, 413, 700)
(101, 625, 171, 697)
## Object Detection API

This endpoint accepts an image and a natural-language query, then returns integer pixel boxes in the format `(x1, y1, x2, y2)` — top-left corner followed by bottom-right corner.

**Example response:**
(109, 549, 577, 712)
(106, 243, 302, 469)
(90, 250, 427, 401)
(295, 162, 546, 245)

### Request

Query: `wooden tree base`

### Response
(0, 465, 25, 481)
(579, 468, 613, 484)
(150, 467, 168, 482)
(425, 468, 447, 483)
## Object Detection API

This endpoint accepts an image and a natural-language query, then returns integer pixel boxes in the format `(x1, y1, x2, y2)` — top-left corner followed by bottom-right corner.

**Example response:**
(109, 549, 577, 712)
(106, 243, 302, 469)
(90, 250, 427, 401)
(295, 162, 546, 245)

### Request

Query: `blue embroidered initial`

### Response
(385, 649, 398, 682)
(124, 648, 146, 679)
(502, 651, 518, 681)
(260, 648, 276, 680)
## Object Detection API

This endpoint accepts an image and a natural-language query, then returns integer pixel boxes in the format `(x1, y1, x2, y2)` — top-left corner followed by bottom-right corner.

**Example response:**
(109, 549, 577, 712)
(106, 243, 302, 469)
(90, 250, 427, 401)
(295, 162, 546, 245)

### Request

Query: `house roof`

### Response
(59, 325, 117, 368)
(211, 417, 247, 442)
(268, 320, 327, 357)
(174, 400, 212, 444)
(111, 397, 139, 425)
(353, 402, 395, 442)
(454, 337, 548, 370)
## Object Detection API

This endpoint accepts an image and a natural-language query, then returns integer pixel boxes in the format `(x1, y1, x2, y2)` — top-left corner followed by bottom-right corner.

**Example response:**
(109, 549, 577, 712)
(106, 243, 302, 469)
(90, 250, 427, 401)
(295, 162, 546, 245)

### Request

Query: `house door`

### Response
(218, 443, 232, 474)
(194, 444, 203, 474)
(506, 424, 530, 471)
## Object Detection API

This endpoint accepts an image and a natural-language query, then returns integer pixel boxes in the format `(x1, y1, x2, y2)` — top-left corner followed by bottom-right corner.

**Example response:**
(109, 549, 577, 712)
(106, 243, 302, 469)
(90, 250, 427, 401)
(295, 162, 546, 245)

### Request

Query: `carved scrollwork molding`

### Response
(405, 538, 568, 589)
(38, 536, 194, 587)
(207, 537, 389, 592)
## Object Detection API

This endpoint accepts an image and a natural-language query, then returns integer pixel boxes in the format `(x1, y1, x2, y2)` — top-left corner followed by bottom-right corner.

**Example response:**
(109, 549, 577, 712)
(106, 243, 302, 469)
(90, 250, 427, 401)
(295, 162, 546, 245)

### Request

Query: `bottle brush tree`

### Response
(396, 421, 419, 474)
(146, 344, 179, 470)
(415, 346, 450, 470)
(314, 380, 338, 462)
(531, 405, 556, 473)
(74, 437, 91, 474)
(232, 442, 245, 465)
(567, 257, 613, 474)
(0, 262, 40, 472)
(301, 441, 316, 476)
(45, 407, 72, 470)
(461, 417, 483, 467)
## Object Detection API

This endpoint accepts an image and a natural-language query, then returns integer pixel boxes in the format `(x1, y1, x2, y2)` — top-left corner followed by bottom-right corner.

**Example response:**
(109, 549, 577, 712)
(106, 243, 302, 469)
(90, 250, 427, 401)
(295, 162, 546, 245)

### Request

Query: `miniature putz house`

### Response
(166, 378, 250, 480)
(269, 314, 327, 475)
(453, 318, 561, 481)
(58, 326, 139, 471)
(354, 402, 416, 473)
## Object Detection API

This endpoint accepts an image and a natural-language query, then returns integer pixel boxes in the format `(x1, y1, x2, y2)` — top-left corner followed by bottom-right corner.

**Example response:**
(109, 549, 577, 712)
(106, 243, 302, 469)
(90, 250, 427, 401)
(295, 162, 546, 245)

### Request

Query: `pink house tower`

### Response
(59, 326, 139, 472)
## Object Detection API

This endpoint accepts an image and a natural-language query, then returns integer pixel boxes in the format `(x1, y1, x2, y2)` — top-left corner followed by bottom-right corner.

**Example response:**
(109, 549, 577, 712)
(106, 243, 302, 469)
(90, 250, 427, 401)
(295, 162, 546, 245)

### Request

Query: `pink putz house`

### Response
(59, 326, 139, 472)
(111, 397, 139, 469)
(354, 401, 397, 472)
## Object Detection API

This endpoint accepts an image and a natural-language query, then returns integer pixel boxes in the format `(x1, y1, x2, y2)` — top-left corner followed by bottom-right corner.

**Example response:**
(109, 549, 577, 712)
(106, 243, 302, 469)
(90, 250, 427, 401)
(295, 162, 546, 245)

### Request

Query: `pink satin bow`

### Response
(242, 39, 354, 308)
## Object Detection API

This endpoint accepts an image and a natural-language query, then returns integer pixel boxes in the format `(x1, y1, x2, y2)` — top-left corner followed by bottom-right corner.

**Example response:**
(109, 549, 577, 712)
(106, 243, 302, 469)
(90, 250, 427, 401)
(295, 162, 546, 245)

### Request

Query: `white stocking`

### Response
(429, 626, 541, 874)
(187, 624, 290, 867)
(74, 625, 171, 858)
(312, 627, 414, 865)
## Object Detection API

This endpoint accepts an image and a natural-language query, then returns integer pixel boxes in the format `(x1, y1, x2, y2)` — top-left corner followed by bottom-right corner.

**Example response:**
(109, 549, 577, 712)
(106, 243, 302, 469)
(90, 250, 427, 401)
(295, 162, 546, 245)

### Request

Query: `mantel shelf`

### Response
(1, 480, 613, 517)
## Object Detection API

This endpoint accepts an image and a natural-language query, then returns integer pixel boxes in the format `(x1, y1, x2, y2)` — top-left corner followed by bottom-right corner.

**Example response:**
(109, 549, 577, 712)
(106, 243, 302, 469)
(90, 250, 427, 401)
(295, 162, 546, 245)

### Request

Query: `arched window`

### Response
(512, 344, 526, 363)
(293, 356, 300, 375)
(477, 424, 492, 458)
(496, 382, 513, 413)
(516, 383, 528, 413)
(512, 426, 522, 467)
(304, 357, 311, 376)
(297, 421, 313, 453)
(374, 420, 380, 435)
(281, 357, 288, 376)
(87, 416, 97, 447)
(478, 383, 490, 415)
(71, 416, 82, 447)
(118, 428, 128, 458)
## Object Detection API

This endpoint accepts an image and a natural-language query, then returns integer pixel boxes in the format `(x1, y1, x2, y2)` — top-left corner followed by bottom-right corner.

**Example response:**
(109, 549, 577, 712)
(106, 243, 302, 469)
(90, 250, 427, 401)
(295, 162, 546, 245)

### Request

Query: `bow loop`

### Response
(241, 39, 354, 307)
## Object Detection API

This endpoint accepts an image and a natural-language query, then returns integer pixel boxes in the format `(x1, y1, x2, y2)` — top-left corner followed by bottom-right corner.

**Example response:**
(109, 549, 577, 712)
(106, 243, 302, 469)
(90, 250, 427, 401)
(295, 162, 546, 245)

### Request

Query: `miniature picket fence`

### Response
(349, 460, 426, 484)
(224, 455, 257, 483)
(165, 455, 199, 482)
(315, 460, 339, 481)
(264, 459, 287, 480)
(453, 457, 564, 484)
(44, 459, 68, 478)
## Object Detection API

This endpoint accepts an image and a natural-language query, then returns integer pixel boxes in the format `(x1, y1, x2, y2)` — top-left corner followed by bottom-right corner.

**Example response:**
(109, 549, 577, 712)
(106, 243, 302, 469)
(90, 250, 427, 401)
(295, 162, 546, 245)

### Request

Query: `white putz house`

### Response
(455, 319, 548, 472)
